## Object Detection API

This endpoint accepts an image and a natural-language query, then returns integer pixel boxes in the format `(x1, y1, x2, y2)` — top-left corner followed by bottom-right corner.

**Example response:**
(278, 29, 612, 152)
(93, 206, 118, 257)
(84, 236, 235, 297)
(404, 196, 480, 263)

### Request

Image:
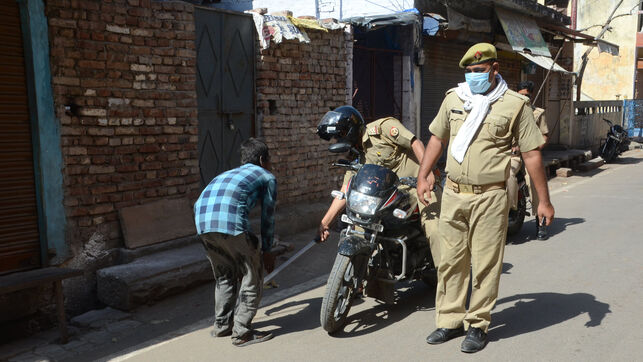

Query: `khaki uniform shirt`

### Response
(511, 105, 548, 147)
(429, 88, 544, 185)
(533, 106, 548, 135)
(342, 117, 419, 190)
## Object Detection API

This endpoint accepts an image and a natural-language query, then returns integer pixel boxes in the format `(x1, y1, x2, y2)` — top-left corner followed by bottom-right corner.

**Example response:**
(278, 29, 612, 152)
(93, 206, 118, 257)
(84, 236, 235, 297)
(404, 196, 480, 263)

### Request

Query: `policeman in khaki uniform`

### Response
(507, 80, 550, 240)
(416, 44, 555, 353)
(317, 106, 441, 268)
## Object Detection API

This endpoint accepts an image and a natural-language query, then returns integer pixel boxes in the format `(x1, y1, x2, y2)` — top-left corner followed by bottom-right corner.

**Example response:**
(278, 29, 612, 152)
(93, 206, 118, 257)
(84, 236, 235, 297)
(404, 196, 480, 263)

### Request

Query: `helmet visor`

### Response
(317, 111, 344, 140)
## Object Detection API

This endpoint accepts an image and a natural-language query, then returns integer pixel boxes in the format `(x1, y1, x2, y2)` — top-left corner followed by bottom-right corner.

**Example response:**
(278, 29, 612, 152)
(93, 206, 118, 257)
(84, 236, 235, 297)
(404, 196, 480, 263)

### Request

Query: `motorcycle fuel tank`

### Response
(351, 164, 398, 198)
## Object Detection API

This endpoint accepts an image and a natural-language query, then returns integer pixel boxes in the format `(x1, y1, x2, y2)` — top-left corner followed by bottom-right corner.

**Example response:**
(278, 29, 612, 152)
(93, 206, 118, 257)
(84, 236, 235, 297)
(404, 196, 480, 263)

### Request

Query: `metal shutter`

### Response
(0, 1, 42, 274)
(420, 38, 470, 142)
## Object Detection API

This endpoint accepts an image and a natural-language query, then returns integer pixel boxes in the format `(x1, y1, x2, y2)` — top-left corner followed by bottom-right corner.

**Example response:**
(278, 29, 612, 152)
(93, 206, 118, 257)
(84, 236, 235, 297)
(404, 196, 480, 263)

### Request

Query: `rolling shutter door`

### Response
(0, 1, 42, 274)
(420, 39, 470, 142)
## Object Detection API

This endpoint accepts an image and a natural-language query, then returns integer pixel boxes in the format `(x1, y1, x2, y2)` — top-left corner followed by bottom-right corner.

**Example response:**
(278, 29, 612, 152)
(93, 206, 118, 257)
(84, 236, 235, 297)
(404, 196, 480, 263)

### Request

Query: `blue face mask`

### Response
(465, 71, 492, 94)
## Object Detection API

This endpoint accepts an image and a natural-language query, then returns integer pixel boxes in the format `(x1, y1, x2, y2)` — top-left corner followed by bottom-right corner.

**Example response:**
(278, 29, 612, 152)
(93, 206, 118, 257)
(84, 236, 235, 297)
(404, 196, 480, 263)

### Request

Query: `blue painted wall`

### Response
(623, 100, 643, 139)
(17, 0, 68, 263)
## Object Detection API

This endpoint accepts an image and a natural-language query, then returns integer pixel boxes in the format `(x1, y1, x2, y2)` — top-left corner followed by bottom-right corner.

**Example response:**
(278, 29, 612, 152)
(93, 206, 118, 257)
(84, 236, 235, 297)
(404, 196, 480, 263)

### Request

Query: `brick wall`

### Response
(25, 0, 351, 320)
(47, 0, 199, 256)
(44, 0, 200, 313)
(257, 29, 352, 203)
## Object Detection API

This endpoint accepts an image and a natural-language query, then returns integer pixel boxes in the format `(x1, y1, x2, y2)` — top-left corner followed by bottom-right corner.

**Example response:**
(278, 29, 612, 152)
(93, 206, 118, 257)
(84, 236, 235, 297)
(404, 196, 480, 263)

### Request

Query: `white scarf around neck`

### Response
(450, 74, 508, 163)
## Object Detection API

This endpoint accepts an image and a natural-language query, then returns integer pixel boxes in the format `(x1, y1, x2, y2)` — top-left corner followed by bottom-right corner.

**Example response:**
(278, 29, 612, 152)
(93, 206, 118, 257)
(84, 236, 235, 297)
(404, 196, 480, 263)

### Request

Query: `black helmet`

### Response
(316, 106, 365, 147)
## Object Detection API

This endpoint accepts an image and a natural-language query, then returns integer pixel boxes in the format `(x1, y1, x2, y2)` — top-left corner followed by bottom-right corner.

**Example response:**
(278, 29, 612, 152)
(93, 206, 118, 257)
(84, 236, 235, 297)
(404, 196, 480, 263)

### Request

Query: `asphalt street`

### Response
(98, 150, 643, 361)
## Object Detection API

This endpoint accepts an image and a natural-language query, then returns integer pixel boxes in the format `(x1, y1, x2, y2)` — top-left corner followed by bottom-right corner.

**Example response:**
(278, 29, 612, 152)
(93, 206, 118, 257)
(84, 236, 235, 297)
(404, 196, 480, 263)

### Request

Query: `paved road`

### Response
(101, 150, 643, 362)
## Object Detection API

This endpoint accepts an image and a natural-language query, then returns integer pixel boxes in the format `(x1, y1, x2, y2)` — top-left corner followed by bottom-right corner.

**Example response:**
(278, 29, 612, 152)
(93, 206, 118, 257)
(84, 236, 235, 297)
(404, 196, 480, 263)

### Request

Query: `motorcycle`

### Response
(507, 163, 529, 236)
(599, 118, 630, 163)
(319, 152, 436, 334)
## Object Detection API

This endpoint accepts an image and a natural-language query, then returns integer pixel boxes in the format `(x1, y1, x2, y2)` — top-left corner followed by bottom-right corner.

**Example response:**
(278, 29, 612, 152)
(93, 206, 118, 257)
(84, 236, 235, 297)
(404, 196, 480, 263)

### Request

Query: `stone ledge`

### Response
(96, 238, 293, 311)
(577, 157, 605, 172)
(97, 244, 212, 311)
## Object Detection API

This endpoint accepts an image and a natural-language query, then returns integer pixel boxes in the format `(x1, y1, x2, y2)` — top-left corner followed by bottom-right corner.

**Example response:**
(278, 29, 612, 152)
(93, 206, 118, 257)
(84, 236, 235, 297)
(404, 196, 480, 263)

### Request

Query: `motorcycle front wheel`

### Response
(320, 254, 359, 333)
(601, 141, 618, 163)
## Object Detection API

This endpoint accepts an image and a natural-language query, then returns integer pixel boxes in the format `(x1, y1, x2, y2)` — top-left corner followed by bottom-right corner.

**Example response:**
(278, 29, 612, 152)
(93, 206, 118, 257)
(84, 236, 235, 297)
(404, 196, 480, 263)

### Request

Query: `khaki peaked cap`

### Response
(459, 43, 497, 68)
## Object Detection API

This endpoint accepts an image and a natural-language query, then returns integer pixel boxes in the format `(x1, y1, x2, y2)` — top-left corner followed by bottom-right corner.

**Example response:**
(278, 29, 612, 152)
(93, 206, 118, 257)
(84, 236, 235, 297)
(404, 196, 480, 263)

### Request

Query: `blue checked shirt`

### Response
(194, 163, 277, 251)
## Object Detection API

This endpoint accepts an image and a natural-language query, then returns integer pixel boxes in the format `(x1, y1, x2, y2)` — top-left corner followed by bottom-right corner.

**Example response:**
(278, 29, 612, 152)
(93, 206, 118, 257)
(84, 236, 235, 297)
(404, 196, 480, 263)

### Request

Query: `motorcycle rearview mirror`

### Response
(393, 208, 407, 219)
(328, 142, 352, 154)
(331, 190, 345, 200)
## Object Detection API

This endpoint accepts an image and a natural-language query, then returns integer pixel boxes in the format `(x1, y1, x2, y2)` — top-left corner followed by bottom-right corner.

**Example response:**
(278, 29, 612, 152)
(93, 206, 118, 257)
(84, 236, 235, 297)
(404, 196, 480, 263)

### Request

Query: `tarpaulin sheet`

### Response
(518, 52, 574, 74)
(518, 51, 575, 75)
(343, 11, 420, 31)
(289, 16, 328, 32)
(446, 7, 491, 33)
(247, 12, 311, 50)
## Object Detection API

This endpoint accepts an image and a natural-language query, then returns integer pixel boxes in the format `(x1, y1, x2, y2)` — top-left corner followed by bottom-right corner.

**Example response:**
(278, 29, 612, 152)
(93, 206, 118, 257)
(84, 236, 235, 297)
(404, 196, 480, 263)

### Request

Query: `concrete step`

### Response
(543, 148, 592, 177)
(97, 243, 211, 311)
(96, 238, 295, 311)
(577, 157, 605, 172)
(95, 198, 331, 311)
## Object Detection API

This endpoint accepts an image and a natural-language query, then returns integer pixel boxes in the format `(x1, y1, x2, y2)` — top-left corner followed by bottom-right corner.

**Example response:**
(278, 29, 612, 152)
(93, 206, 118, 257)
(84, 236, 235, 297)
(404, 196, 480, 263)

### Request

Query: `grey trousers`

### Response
(200, 232, 263, 338)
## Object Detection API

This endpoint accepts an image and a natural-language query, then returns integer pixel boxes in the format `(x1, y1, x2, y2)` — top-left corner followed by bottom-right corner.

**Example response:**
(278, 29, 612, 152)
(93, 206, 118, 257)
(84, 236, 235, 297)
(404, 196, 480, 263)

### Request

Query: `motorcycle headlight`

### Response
(347, 191, 381, 216)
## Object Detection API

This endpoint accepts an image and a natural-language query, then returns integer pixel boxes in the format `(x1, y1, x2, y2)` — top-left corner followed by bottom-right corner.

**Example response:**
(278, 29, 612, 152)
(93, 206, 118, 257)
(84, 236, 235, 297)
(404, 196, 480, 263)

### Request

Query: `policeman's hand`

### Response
(262, 251, 276, 274)
(537, 202, 555, 226)
(427, 171, 436, 191)
(318, 222, 330, 242)
(417, 177, 432, 206)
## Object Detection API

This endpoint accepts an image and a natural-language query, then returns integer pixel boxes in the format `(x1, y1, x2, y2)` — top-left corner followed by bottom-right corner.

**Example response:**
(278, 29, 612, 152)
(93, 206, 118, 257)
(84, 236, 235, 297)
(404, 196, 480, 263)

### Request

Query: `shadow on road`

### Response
(331, 282, 436, 338)
(612, 156, 643, 165)
(507, 217, 585, 245)
(254, 297, 323, 338)
(489, 292, 611, 342)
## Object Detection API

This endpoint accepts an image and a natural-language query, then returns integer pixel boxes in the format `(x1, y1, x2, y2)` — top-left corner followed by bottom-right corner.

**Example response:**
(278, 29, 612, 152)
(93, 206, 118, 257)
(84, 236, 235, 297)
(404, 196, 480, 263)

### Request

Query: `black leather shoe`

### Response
(426, 327, 464, 344)
(536, 217, 549, 240)
(461, 327, 487, 353)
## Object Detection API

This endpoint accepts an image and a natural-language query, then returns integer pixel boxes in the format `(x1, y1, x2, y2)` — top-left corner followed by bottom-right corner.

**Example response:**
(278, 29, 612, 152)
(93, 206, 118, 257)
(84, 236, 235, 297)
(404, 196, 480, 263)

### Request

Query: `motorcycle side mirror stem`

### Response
(328, 142, 352, 154)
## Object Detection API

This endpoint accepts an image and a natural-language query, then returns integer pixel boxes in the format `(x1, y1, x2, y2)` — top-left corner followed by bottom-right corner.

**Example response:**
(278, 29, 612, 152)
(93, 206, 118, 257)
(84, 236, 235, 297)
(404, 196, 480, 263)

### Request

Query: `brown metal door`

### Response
(195, 8, 255, 185)
(353, 46, 403, 124)
(0, 1, 41, 274)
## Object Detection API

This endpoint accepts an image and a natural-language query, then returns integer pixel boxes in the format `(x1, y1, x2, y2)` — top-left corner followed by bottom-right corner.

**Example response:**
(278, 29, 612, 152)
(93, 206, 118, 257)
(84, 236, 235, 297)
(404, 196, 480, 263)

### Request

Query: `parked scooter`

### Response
(599, 118, 630, 163)
(319, 150, 436, 334)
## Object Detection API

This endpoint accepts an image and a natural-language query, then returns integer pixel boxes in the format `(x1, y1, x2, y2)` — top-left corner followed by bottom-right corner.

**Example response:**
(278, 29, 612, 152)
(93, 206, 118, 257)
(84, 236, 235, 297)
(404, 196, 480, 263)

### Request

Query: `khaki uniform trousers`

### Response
(435, 186, 508, 333)
(416, 187, 442, 268)
(507, 155, 539, 214)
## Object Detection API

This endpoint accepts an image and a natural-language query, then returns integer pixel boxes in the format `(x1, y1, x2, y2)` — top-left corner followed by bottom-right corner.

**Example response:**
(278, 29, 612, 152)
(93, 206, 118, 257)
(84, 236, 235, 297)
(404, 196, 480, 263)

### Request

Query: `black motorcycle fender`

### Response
(337, 235, 374, 257)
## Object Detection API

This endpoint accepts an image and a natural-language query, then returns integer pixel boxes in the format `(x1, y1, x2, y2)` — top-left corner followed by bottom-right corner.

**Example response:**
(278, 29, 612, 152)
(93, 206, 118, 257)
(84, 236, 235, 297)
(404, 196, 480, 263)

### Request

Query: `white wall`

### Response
(574, 0, 639, 100)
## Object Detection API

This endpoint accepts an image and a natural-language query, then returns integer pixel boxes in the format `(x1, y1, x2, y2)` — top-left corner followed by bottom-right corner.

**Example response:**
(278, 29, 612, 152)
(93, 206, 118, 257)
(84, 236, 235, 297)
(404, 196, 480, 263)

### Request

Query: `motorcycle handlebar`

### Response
(330, 161, 361, 171)
(398, 177, 417, 188)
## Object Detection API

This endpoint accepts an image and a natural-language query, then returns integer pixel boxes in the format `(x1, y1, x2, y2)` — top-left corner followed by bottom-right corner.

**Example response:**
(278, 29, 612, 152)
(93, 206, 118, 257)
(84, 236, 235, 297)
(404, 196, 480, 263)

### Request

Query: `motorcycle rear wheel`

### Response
(320, 254, 358, 334)
(507, 194, 526, 237)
